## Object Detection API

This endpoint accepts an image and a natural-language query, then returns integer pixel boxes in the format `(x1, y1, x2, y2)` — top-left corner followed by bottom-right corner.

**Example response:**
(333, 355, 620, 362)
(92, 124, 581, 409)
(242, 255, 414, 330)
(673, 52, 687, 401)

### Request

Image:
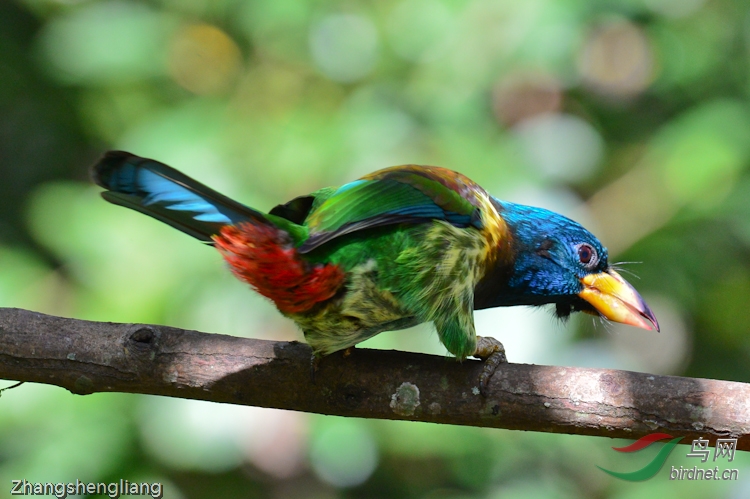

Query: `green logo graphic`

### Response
(597, 433, 683, 481)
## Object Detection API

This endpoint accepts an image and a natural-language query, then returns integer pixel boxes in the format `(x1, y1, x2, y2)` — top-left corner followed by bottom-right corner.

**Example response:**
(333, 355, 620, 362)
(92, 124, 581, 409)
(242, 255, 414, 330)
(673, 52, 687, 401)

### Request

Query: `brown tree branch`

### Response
(0, 307, 748, 449)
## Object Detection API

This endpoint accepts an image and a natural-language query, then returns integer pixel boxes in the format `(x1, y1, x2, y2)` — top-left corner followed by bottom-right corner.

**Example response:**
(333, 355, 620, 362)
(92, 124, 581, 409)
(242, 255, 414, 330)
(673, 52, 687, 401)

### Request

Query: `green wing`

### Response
(297, 166, 483, 253)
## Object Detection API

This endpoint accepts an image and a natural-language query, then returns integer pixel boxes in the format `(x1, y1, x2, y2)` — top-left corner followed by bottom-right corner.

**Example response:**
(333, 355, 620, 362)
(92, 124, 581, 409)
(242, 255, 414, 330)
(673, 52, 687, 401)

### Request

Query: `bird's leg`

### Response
(473, 336, 507, 397)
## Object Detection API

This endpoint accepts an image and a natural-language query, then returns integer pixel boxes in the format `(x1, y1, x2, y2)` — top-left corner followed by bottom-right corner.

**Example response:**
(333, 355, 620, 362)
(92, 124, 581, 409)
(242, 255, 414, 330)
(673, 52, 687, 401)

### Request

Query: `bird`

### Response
(92, 151, 659, 393)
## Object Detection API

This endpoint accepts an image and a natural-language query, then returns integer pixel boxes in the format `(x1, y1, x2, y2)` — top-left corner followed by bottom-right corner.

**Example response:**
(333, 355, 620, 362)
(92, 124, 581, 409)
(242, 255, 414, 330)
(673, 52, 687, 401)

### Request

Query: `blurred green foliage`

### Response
(1, 0, 750, 497)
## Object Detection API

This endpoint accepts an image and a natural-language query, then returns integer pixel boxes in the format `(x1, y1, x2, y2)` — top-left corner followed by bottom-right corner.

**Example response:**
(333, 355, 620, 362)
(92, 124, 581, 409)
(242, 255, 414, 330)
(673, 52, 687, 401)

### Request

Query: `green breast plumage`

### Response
(290, 218, 495, 359)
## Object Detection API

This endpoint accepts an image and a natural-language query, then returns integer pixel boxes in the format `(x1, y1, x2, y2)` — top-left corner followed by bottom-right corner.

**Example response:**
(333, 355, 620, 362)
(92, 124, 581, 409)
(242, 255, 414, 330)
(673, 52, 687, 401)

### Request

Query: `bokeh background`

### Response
(2, 0, 750, 497)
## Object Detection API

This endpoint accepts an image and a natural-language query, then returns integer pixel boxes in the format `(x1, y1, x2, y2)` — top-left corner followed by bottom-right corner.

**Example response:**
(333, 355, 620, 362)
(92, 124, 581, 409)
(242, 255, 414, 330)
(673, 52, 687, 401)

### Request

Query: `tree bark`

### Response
(0, 307, 747, 449)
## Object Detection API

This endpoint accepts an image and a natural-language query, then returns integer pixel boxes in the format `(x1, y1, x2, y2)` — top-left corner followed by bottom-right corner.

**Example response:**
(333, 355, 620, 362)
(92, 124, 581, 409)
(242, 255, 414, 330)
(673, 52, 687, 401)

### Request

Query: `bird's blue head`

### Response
(475, 200, 659, 331)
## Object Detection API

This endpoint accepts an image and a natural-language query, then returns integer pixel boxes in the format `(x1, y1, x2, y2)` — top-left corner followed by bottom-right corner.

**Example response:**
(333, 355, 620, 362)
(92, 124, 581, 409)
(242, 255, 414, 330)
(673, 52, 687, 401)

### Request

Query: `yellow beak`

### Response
(578, 269, 659, 331)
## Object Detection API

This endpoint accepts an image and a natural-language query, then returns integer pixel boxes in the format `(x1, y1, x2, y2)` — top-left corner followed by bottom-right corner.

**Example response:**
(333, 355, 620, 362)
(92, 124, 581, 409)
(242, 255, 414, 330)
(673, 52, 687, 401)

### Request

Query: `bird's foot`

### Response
(473, 336, 507, 397)
(341, 346, 355, 358)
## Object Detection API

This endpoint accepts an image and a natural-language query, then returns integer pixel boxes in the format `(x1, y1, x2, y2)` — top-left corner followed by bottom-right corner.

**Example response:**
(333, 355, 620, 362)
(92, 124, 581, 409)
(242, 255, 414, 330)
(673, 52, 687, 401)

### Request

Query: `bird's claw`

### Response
(473, 336, 507, 397)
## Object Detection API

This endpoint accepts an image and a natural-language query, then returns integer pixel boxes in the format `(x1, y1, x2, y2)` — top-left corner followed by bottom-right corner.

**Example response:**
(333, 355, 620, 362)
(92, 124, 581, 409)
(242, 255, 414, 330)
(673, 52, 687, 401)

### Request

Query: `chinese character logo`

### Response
(598, 434, 739, 481)
(686, 437, 710, 462)
(713, 439, 737, 462)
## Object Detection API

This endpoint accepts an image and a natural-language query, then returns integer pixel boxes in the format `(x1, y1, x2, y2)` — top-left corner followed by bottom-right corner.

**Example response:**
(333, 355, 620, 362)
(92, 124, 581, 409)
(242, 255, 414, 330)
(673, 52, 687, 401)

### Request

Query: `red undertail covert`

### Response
(213, 223, 345, 314)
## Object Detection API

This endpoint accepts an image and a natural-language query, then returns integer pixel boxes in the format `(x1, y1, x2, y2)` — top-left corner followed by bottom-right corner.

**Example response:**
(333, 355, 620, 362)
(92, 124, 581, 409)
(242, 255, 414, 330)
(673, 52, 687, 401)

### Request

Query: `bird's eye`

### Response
(577, 244, 597, 267)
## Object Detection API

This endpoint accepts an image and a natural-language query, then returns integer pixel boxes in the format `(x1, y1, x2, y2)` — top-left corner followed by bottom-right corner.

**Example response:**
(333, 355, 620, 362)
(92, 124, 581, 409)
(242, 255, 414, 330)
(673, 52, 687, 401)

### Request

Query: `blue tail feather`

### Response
(92, 151, 265, 242)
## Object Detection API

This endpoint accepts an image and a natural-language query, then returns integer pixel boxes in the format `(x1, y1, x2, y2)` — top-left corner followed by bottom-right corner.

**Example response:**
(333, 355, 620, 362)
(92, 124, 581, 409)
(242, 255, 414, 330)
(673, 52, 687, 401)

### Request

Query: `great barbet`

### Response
(92, 152, 659, 392)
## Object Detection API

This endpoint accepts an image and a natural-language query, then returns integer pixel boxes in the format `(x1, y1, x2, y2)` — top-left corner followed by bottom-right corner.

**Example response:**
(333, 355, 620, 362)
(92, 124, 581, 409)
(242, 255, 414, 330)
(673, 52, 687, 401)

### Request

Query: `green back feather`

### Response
(299, 168, 481, 253)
